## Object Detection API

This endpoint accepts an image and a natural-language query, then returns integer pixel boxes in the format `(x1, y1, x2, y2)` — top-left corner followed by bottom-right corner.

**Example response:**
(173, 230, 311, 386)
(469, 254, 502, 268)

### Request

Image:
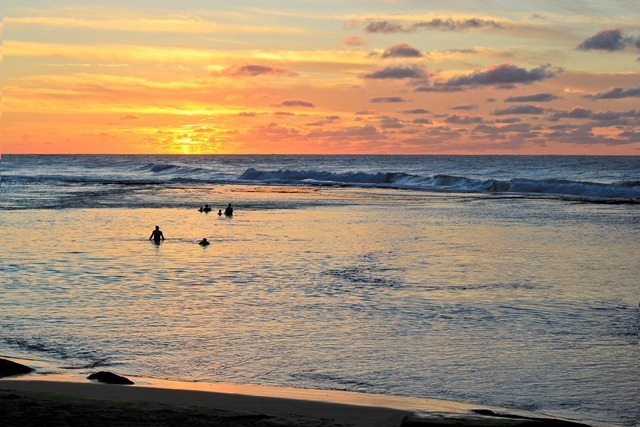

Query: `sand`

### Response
(0, 357, 592, 426)
(1, 379, 412, 427)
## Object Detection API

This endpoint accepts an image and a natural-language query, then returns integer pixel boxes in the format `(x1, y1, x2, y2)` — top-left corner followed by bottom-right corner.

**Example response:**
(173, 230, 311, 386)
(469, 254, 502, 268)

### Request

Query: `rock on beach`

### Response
(0, 358, 35, 378)
(87, 371, 134, 385)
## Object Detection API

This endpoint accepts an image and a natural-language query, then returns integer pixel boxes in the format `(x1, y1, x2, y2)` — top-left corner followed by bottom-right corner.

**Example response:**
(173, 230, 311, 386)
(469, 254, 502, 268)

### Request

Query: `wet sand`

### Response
(0, 357, 592, 426)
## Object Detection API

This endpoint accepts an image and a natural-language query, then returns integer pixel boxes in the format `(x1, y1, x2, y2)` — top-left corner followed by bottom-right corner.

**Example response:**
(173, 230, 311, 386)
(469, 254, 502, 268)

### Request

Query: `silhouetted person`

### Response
(218, 209, 222, 216)
(149, 226, 165, 243)
(199, 238, 210, 246)
(203, 204, 211, 212)
(224, 203, 233, 217)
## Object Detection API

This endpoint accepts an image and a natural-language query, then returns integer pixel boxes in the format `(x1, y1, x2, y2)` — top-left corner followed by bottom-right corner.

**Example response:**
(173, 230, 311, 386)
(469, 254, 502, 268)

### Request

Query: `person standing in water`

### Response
(149, 225, 165, 243)
(224, 203, 233, 216)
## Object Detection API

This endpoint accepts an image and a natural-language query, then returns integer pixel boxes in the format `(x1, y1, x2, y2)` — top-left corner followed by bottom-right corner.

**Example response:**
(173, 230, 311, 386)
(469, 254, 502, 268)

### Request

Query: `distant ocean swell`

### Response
(240, 168, 640, 201)
(4, 163, 640, 203)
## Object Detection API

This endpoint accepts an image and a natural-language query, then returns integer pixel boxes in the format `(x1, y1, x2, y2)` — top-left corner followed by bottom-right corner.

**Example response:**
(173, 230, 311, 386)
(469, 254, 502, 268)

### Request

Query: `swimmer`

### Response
(199, 238, 210, 246)
(149, 226, 165, 243)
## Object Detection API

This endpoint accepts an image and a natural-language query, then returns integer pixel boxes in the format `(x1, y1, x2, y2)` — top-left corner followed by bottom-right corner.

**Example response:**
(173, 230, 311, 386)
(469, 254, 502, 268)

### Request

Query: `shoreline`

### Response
(0, 356, 593, 427)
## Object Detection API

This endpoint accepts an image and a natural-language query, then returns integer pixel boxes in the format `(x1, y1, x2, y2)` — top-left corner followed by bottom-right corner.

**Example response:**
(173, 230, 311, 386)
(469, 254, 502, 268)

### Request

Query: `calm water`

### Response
(1, 155, 638, 426)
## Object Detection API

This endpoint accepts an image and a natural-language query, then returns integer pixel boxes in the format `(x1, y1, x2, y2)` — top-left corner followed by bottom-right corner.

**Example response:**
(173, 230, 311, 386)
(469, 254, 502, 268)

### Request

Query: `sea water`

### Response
(1, 155, 638, 426)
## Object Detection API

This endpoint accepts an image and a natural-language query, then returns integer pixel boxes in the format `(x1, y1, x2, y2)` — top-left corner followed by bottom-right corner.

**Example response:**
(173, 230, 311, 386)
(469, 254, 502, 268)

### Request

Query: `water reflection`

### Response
(0, 197, 637, 426)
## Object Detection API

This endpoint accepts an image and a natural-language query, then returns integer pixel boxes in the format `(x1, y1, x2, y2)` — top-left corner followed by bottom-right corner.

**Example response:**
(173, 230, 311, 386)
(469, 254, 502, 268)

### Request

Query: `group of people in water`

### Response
(198, 203, 233, 217)
(149, 203, 234, 246)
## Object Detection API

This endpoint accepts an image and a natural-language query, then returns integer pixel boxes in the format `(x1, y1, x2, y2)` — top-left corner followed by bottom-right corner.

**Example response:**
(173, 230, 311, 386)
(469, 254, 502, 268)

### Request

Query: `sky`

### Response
(3, 0, 640, 154)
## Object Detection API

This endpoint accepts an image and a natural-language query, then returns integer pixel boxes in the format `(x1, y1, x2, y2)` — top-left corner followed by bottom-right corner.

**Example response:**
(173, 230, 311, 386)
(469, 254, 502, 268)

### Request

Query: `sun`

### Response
(176, 136, 199, 154)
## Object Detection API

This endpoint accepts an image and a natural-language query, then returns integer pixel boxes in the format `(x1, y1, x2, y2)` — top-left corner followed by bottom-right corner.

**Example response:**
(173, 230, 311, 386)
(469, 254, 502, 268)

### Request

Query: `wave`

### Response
(239, 168, 394, 185)
(3, 162, 639, 203)
(140, 162, 210, 176)
(141, 162, 180, 173)
(239, 168, 640, 202)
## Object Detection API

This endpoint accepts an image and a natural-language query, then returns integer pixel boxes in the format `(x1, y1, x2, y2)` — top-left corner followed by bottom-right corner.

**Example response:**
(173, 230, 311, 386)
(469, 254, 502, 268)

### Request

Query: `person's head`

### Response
(202, 238, 207, 241)
(155, 226, 160, 230)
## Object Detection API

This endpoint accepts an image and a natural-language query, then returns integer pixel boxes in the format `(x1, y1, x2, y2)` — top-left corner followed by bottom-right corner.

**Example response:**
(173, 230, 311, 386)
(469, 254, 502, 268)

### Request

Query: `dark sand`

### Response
(0, 357, 592, 427)
(1, 380, 411, 427)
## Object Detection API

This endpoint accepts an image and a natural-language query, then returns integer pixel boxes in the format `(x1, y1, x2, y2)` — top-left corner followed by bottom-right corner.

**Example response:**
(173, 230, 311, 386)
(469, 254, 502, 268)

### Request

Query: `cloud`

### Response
(495, 118, 521, 124)
(412, 118, 432, 124)
(505, 93, 560, 102)
(414, 86, 463, 93)
(549, 106, 593, 120)
(492, 105, 546, 115)
(444, 63, 558, 88)
(342, 36, 366, 47)
(363, 17, 503, 34)
(577, 28, 631, 51)
(370, 96, 410, 103)
(381, 43, 423, 58)
(445, 114, 484, 124)
(379, 117, 405, 128)
(591, 109, 640, 122)
(412, 18, 503, 31)
(364, 21, 406, 34)
(307, 125, 385, 142)
(451, 104, 478, 110)
(584, 87, 640, 100)
(224, 64, 296, 77)
(306, 120, 328, 127)
(547, 125, 639, 146)
(362, 65, 428, 80)
(300, 116, 340, 127)
(119, 114, 141, 120)
(546, 107, 640, 126)
(237, 112, 258, 117)
(399, 109, 430, 114)
(277, 100, 315, 108)
(473, 123, 534, 134)
(618, 130, 640, 142)
(253, 123, 300, 138)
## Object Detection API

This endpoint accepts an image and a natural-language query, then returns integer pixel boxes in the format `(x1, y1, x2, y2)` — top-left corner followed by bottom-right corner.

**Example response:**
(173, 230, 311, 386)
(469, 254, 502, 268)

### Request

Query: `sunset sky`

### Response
(4, 0, 640, 154)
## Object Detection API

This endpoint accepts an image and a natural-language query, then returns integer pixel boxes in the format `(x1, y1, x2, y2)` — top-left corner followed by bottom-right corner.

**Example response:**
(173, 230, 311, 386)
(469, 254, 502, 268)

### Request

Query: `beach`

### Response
(2, 356, 598, 427)
(0, 355, 410, 427)
(0, 358, 489, 427)
(1, 380, 406, 427)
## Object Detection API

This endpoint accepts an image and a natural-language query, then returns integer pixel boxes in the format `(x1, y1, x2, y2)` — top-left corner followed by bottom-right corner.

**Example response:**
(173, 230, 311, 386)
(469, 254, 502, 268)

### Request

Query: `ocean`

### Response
(1, 155, 638, 426)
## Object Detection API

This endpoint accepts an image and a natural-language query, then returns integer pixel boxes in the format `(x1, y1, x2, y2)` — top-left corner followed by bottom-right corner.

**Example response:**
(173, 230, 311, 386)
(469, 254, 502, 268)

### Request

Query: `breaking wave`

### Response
(238, 168, 640, 202)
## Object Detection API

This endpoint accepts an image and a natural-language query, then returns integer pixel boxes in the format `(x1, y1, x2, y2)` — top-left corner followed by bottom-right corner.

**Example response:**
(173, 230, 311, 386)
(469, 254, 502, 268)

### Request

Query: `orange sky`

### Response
(4, 1, 640, 154)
